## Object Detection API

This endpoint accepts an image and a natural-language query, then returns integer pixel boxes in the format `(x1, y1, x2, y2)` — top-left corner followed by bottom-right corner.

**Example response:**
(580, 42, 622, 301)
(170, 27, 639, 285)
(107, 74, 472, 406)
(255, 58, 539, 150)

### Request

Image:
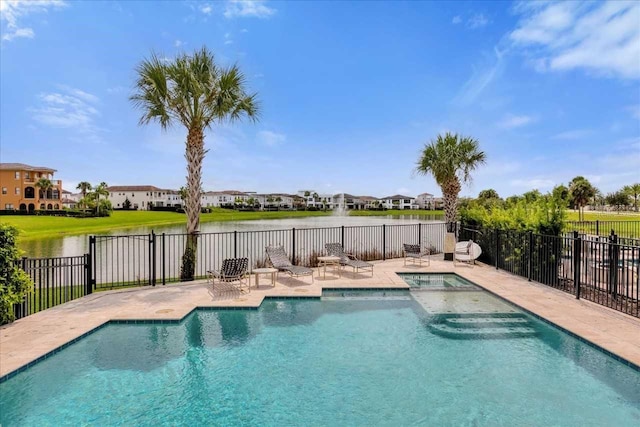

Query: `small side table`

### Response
(317, 256, 341, 279)
(253, 267, 278, 288)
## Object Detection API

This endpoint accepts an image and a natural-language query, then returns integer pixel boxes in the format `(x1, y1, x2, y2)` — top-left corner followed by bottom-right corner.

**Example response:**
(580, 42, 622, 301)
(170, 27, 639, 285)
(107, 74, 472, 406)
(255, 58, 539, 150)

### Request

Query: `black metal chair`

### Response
(265, 245, 314, 283)
(325, 243, 374, 276)
(208, 258, 250, 292)
(403, 243, 431, 266)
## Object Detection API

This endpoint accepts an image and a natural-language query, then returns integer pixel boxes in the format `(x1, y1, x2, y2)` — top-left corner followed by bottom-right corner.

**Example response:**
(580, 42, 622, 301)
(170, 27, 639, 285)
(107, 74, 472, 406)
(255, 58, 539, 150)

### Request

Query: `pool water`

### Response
(1, 275, 639, 426)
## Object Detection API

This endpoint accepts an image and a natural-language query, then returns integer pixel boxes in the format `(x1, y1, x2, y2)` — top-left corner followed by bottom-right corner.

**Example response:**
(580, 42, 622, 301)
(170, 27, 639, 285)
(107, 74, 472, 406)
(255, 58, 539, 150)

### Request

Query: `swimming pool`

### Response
(1, 274, 639, 425)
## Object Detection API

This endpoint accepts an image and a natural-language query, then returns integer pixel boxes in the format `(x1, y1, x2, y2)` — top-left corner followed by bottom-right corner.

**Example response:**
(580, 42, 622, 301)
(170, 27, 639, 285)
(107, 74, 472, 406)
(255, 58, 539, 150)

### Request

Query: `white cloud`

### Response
(551, 129, 593, 140)
(224, 0, 275, 19)
(29, 86, 102, 142)
(241, 28, 248, 33)
(510, 1, 640, 79)
(467, 13, 489, 29)
(199, 3, 213, 15)
(257, 130, 286, 147)
(224, 32, 233, 45)
(497, 114, 536, 129)
(452, 47, 505, 106)
(452, 15, 462, 25)
(174, 39, 184, 47)
(1, 0, 67, 42)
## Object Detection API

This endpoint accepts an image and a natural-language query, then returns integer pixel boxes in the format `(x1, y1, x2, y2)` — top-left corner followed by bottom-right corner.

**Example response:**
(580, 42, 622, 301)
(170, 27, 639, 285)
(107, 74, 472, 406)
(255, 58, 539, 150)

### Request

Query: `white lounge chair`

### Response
(454, 240, 482, 265)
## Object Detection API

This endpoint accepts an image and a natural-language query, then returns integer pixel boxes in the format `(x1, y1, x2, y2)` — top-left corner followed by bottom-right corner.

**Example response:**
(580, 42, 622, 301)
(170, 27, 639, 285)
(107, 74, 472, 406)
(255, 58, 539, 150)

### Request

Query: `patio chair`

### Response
(454, 240, 482, 265)
(403, 243, 430, 266)
(208, 258, 250, 292)
(265, 245, 314, 283)
(325, 243, 374, 276)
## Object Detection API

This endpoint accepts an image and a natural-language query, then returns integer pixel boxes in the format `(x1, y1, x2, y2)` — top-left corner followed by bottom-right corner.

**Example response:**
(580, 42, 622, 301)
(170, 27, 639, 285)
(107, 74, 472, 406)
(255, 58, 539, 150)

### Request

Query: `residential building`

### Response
(0, 163, 63, 211)
(416, 192, 436, 210)
(380, 194, 418, 210)
(107, 186, 181, 210)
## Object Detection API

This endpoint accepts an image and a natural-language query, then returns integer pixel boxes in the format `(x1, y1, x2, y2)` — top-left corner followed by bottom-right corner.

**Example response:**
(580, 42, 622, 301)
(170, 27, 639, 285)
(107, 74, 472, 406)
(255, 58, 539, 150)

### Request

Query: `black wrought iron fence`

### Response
(88, 222, 447, 289)
(460, 226, 639, 317)
(14, 255, 91, 320)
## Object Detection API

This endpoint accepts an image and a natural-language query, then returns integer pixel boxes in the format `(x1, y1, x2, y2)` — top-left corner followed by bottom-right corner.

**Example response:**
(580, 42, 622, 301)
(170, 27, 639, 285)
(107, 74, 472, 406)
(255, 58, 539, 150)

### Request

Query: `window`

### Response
(5, 204, 13, 209)
(25, 172, 30, 179)
(1, 187, 6, 195)
(15, 172, 19, 179)
(15, 187, 20, 195)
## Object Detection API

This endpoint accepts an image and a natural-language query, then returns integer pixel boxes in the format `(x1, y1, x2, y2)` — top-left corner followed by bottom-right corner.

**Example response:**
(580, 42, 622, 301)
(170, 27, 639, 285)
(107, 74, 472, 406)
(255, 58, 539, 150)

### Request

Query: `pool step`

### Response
(428, 323, 538, 340)
(444, 317, 530, 329)
(427, 314, 538, 340)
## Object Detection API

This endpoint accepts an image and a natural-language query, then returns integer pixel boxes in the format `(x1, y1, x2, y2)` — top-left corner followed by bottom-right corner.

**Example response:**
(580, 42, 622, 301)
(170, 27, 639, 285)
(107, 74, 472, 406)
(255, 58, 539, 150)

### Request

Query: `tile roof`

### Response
(0, 163, 56, 172)
(107, 185, 167, 192)
(381, 194, 414, 200)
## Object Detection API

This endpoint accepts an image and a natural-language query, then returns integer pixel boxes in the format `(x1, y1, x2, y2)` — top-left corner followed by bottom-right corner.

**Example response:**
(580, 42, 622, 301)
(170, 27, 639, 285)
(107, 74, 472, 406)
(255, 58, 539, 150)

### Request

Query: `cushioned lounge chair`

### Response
(266, 245, 314, 283)
(403, 243, 431, 266)
(325, 243, 374, 276)
(454, 240, 482, 265)
(208, 257, 249, 292)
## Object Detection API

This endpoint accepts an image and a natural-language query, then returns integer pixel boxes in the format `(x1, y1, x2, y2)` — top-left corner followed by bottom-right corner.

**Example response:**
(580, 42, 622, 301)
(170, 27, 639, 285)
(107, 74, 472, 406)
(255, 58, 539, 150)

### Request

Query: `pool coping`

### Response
(2, 260, 639, 382)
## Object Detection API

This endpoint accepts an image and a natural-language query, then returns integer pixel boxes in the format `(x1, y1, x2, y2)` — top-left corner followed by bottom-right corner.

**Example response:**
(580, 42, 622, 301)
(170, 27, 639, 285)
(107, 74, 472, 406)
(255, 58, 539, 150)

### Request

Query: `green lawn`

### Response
(566, 211, 640, 221)
(1, 208, 443, 241)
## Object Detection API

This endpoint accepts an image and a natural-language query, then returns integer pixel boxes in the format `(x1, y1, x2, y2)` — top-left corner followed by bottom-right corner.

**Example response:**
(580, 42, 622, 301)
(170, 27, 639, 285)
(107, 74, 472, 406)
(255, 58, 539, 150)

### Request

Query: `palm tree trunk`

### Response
(441, 179, 461, 261)
(180, 127, 205, 281)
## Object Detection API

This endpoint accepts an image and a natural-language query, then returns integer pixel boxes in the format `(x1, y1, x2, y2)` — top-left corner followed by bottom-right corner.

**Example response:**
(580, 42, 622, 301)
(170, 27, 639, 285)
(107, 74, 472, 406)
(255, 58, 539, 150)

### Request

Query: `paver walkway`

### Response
(1, 257, 639, 377)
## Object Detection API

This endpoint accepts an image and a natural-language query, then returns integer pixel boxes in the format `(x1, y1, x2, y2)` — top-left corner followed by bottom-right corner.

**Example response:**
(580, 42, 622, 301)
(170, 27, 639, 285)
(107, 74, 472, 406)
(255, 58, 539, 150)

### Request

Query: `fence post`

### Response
(89, 235, 96, 290)
(596, 220, 600, 236)
(609, 231, 619, 297)
(418, 223, 422, 246)
(495, 229, 499, 270)
(234, 230, 238, 258)
(292, 228, 296, 265)
(574, 235, 582, 299)
(84, 253, 93, 295)
(162, 233, 166, 285)
(150, 231, 156, 286)
(528, 231, 533, 281)
(341, 225, 345, 247)
(382, 224, 386, 261)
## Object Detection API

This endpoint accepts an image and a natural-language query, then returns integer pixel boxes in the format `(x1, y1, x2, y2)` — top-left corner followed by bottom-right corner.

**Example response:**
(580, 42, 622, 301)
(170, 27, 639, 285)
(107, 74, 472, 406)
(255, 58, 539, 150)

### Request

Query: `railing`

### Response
(13, 255, 92, 320)
(565, 220, 640, 239)
(89, 222, 447, 289)
(460, 226, 640, 318)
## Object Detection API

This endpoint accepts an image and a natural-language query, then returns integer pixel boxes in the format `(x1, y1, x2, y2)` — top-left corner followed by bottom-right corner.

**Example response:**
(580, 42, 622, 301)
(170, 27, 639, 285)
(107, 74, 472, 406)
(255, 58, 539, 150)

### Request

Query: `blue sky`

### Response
(1, 0, 639, 198)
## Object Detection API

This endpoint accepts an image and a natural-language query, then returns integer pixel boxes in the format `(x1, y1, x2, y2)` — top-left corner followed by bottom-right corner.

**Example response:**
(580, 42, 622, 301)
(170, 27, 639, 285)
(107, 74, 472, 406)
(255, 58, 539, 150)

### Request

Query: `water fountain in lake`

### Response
(333, 193, 348, 216)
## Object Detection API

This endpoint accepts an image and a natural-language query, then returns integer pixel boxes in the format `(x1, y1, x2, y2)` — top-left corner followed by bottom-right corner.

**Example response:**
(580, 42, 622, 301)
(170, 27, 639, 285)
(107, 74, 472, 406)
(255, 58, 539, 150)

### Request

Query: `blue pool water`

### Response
(1, 275, 639, 426)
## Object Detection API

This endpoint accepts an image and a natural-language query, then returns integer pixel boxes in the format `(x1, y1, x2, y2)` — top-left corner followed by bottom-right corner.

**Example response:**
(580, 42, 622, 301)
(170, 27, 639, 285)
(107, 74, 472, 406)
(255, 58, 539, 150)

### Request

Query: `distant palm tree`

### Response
(93, 182, 109, 202)
(569, 176, 596, 221)
(415, 132, 486, 225)
(623, 183, 640, 212)
(131, 46, 259, 280)
(76, 181, 92, 198)
(35, 178, 53, 207)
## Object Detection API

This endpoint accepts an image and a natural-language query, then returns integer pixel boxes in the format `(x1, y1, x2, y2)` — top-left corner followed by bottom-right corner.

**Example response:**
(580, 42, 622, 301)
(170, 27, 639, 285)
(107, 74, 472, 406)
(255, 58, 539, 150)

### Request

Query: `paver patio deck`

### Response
(1, 257, 639, 378)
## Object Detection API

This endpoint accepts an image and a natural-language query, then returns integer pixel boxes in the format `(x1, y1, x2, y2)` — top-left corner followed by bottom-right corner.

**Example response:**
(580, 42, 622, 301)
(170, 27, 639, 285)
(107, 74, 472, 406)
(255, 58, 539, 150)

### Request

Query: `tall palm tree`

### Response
(76, 181, 92, 198)
(131, 46, 259, 280)
(35, 177, 53, 208)
(415, 132, 486, 226)
(623, 183, 640, 212)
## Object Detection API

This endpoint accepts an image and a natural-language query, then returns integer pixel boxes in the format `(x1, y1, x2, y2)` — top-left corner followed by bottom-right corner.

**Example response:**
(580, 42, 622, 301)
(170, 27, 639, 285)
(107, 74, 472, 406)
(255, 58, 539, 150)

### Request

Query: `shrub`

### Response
(460, 193, 566, 236)
(0, 224, 33, 325)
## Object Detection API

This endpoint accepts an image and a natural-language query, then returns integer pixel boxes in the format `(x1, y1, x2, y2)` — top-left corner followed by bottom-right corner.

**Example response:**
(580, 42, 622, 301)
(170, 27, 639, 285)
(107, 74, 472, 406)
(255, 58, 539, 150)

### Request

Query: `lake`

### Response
(20, 214, 444, 259)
